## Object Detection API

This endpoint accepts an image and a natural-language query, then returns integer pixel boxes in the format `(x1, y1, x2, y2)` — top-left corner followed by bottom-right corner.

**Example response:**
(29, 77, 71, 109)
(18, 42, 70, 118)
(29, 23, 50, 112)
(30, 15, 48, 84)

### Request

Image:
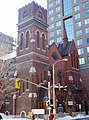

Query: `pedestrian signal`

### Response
(15, 78, 20, 89)
(46, 101, 49, 107)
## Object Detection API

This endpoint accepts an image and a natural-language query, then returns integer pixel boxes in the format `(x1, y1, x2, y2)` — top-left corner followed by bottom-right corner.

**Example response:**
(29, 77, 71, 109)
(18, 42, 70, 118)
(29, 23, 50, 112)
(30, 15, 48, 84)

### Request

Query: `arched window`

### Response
(20, 33, 24, 50)
(76, 56, 79, 69)
(26, 31, 29, 48)
(73, 50, 76, 68)
(41, 73, 43, 83)
(42, 34, 45, 50)
(37, 31, 39, 48)
(44, 70, 46, 80)
(71, 54, 73, 67)
(22, 82, 25, 92)
(26, 78, 28, 89)
(57, 70, 62, 85)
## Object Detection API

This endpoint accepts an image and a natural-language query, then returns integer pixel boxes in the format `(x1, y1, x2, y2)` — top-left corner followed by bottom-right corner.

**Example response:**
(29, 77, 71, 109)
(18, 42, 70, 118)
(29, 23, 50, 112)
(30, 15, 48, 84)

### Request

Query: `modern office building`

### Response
(0, 32, 17, 56)
(47, 0, 89, 90)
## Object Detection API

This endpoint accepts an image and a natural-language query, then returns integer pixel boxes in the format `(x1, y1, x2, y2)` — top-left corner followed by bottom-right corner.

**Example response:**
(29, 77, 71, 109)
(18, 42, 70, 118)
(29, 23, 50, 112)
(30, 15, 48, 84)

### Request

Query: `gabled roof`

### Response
(58, 41, 72, 57)
(49, 42, 62, 59)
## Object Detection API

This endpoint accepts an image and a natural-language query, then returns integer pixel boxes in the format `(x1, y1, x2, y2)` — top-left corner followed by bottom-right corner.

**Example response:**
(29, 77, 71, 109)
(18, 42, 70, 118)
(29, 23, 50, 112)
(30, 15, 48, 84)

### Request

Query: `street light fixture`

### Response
(52, 58, 68, 114)
(13, 93, 16, 115)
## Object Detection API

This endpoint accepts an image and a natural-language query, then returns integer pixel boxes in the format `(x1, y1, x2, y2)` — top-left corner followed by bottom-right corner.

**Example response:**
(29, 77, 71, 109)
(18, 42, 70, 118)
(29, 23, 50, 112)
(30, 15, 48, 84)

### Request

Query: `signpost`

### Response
(32, 109, 45, 115)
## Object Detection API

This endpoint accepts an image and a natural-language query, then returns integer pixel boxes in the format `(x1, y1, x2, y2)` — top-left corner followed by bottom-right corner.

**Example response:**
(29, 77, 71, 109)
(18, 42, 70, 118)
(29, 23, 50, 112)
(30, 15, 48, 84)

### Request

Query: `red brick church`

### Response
(1, 1, 88, 116)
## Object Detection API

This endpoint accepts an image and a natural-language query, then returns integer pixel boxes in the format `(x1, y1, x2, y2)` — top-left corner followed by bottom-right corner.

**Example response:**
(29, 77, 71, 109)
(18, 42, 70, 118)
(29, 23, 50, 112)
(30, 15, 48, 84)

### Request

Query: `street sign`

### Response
(32, 109, 45, 114)
(44, 96, 49, 101)
(15, 78, 20, 89)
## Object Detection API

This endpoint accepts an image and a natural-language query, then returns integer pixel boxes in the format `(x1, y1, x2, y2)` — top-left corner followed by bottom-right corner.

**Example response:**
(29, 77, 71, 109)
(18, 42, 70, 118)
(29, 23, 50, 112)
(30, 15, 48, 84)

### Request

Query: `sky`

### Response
(0, 0, 47, 39)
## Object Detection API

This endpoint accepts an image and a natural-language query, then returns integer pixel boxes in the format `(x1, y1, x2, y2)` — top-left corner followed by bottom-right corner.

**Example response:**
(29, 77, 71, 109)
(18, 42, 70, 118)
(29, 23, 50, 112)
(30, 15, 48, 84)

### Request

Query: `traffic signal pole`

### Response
(48, 82, 51, 115)
(15, 78, 51, 116)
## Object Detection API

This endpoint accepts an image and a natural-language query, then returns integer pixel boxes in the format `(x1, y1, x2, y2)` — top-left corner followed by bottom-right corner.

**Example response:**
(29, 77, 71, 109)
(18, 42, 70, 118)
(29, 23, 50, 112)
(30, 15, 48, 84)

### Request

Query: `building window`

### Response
(74, 5, 80, 11)
(52, 52, 58, 60)
(73, 50, 76, 68)
(49, 9, 53, 15)
(20, 33, 24, 50)
(74, 0, 79, 4)
(23, 11, 28, 18)
(37, 31, 39, 48)
(48, 2, 53, 8)
(63, 0, 72, 16)
(22, 82, 25, 92)
(56, 29, 61, 35)
(38, 12, 43, 19)
(55, 6, 60, 12)
(76, 30, 82, 37)
(56, 21, 61, 27)
(57, 37, 62, 43)
(49, 39, 54, 45)
(64, 17, 74, 41)
(57, 70, 62, 84)
(42, 34, 45, 50)
(49, 24, 54, 29)
(44, 71, 46, 80)
(74, 13, 80, 19)
(86, 46, 89, 53)
(85, 27, 89, 34)
(49, 31, 54, 37)
(83, 9, 89, 17)
(76, 38, 83, 46)
(82, 1, 88, 8)
(48, 16, 54, 22)
(86, 37, 89, 43)
(75, 21, 81, 28)
(55, 0, 60, 4)
(79, 58, 85, 65)
(78, 48, 84, 55)
(26, 31, 29, 48)
(87, 56, 89, 63)
(71, 54, 73, 67)
(55, 13, 60, 19)
(84, 18, 89, 25)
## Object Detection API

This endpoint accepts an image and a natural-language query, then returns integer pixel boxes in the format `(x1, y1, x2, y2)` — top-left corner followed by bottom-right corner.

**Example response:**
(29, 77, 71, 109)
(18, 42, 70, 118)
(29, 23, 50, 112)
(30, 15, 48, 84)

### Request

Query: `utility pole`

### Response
(48, 82, 51, 115)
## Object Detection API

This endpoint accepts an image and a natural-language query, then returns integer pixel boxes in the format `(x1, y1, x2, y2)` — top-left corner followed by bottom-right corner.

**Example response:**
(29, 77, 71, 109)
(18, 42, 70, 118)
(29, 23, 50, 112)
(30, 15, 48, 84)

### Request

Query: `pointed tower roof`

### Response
(62, 25, 68, 48)
(63, 25, 68, 42)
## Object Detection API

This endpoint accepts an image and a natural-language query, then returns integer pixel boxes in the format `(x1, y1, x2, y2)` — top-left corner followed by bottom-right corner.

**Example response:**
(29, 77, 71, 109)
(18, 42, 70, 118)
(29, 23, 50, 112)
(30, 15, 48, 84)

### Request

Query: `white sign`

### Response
(79, 104, 81, 109)
(68, 100, 73, 106)
(32, 109, 45, 114)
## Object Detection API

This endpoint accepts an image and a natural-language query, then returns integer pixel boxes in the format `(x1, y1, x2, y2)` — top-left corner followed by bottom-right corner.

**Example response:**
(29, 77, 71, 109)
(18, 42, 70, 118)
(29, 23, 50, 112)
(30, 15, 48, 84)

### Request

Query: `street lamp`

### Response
(13, 93, 16, 115)
(53, 58, 68, 114)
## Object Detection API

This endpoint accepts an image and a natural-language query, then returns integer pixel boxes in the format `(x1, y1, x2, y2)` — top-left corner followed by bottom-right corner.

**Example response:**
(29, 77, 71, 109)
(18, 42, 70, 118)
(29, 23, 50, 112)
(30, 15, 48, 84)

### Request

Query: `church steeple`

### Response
(62, 25, 68, 48)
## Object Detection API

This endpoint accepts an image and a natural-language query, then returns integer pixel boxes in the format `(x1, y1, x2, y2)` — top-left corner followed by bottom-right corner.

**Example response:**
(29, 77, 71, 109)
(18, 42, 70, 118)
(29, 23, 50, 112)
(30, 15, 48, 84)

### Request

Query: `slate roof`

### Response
(58, 41, 72, 57)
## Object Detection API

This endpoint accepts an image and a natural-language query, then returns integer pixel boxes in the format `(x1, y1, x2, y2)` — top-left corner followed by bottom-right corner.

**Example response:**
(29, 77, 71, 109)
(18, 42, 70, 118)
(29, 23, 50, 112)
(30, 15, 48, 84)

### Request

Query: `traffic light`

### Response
(15, 78, 20, 89)
(50, 105, 54, 113)
(58, 84, 60, 91)
(46, 101, 49, 107)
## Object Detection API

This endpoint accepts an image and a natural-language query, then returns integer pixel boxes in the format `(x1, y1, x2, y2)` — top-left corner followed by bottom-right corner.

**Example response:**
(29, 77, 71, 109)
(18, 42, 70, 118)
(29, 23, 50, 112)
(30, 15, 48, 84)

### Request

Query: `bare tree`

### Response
(0, 58, 16, 108)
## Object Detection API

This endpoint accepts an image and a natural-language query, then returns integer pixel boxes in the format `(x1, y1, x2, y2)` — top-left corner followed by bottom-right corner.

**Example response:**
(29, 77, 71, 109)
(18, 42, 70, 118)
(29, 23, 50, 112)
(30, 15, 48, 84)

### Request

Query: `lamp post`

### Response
(53, 58, 68, 114)
(13, 93, 16, 115)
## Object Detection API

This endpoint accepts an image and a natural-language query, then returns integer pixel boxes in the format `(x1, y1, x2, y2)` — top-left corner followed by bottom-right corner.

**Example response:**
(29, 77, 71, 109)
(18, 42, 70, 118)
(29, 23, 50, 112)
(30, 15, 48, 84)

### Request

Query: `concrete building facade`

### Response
(0, 32, 17, 56)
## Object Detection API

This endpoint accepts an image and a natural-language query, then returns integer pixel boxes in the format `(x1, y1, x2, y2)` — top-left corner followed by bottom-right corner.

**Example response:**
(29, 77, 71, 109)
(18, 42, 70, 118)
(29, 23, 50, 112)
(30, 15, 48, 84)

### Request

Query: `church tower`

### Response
(16, 2, 49, 114)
